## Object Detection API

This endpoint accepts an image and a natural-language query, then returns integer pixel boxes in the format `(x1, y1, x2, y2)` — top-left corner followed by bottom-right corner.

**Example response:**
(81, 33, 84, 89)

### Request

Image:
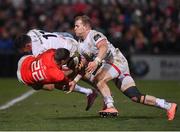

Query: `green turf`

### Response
(0, 78, 179, 130)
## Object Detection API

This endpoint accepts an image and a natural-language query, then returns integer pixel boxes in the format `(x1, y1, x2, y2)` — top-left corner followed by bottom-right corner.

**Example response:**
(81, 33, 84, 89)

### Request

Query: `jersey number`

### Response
(31, 60, 45, 81)
(39, 30, 57, 39)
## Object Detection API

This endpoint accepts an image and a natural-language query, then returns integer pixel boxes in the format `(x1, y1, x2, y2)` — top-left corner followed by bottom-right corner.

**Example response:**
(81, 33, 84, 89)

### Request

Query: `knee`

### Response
(121, 76, 135, 90)
(123, 86, 146, 103)
(43, 84, 55, 91)
(96, 79, 105, 88)
(96, 79, 109, 89)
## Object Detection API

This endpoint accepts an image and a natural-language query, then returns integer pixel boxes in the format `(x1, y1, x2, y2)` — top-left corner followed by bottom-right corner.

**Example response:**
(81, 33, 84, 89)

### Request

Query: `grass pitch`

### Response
(0, 78, 179, 131)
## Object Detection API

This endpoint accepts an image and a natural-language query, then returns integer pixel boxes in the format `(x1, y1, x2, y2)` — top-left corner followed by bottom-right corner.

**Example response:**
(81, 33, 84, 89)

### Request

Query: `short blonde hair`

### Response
(75, 15, 91, 27)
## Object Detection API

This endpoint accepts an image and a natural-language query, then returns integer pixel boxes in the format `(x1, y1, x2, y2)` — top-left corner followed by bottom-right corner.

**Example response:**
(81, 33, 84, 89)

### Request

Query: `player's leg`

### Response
(55, 80, 98, 111)
(74, 84, 98, 111)
(94, 65, 118, 117)
(63, 67, 95, 97)
(115, 75, 177, 120)
(73, 84, 93, 96)
(62, 67, 98, 110)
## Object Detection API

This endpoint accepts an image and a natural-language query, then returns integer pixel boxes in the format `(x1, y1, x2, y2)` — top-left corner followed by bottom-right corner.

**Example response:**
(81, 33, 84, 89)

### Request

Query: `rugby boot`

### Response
(85, 89, 98, 111)
(99, 107, 118, 118)
(167, 103, 177, 121)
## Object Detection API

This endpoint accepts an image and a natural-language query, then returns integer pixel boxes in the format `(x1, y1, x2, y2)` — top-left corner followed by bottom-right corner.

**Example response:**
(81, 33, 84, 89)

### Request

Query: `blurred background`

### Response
(0, 0, 180, 80)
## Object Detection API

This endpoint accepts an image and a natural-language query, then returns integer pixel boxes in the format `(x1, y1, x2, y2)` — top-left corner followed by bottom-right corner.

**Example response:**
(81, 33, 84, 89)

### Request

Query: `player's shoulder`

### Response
(39, 49, 55, 57)
(27, 28, 38, 34)
(38, 49, 55, 62)
(89, 30, 106, 42)
(45, 48, 56, 53)
(27, 29, 50, 36)
(66, 37, 78, 46)
(26, 29, 41, 38)
(55, 32, 74, 39)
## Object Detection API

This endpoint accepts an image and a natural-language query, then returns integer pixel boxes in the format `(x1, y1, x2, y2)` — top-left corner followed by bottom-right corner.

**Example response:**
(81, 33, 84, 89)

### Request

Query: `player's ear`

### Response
(25, 43, 32, 49)
(21, 43, 32, 53)
(18, 43, 31, 54)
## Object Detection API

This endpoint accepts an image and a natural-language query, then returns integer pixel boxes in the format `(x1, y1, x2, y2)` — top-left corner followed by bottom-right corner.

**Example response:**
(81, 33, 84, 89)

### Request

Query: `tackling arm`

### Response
(95, 39, 108, 63)
(86, 39, 108, 73)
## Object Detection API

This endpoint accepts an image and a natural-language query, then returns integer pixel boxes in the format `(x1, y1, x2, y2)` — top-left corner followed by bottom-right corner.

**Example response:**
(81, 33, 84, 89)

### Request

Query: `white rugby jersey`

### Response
(27, 29, 78, 56)
(78, 30, 126, 63)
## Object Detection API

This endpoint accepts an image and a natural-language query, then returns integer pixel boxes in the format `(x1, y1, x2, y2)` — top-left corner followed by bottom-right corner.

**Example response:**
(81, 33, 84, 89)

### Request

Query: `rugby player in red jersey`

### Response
(17, 48, 71, 91)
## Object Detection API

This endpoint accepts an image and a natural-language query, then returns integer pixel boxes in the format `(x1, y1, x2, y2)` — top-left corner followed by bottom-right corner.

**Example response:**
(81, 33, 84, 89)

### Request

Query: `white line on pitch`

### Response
(0, 89, 36, 110)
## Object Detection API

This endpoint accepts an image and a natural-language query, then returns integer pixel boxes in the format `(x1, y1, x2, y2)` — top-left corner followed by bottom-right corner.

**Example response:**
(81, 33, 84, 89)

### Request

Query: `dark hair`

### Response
(67, 57, 76, 70)
(54, 48, 70, 62)
(14, 34, 31, 49)
(75, 15, 91, 27)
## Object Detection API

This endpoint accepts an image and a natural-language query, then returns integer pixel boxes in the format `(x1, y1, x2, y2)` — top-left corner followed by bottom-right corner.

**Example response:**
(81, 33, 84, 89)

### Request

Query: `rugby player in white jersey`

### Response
(14, 29, 98, 111)
(69, 15, 177, 120)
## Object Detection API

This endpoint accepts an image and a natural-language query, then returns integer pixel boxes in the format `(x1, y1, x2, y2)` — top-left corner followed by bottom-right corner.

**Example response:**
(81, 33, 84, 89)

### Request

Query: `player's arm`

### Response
(31, 83, 69, 91)
(96, 39, 108, 63)
(66, 56, 84, 94)
(30, 83, 55, 91)
(42, 84, 55, 91)
(86, 39, 108, 73)
(67, 74, 82, 93)
(66, 55, 89, 93)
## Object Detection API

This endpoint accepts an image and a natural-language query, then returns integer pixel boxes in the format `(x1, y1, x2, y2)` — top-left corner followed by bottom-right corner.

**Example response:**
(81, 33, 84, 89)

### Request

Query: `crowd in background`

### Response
(0, 0, 180, 56)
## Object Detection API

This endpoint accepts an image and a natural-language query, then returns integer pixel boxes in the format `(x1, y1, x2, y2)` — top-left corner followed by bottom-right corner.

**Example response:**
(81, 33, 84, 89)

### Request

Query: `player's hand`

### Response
(66, 81, 76, 94)
(86, 61, 98, 73)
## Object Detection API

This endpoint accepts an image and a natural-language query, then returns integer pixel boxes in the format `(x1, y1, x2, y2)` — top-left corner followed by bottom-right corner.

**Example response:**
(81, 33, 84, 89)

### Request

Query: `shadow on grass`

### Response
(46, 115, 160, 121)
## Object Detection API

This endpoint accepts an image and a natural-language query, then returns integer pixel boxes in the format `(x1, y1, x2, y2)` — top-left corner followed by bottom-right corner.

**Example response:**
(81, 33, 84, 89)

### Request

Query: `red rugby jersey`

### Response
(20, 49, 67, 85)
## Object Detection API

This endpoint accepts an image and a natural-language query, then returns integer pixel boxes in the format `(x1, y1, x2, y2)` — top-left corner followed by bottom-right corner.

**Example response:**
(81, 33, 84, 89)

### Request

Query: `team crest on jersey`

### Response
(88, 43, 93, 49)
(93, 34, 101, 41)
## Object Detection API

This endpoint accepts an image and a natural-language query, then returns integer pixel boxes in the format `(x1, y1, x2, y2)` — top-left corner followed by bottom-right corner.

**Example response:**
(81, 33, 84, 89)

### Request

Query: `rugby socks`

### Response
(74, 85, 92, 96)
(104, 96, 114, 108)
(155, 98, 171, 110)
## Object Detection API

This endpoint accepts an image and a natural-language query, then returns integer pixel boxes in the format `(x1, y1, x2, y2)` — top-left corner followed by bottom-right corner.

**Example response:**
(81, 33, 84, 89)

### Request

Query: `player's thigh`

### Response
(95, 63, 118, 82)
(120, 76, 136, 92)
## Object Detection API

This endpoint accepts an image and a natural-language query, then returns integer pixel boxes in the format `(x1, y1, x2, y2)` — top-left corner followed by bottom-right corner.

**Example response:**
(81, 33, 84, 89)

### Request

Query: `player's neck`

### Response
(82, 29, 90, 40)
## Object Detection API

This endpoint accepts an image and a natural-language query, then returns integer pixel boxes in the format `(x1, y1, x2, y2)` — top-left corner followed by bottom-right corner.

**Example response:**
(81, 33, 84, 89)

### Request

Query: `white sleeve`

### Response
(91, 31, 107, 46)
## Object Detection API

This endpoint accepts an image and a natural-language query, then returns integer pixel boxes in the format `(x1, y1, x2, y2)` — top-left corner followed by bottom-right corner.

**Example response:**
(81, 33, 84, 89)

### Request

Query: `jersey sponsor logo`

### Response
(93, 34, 101, 41)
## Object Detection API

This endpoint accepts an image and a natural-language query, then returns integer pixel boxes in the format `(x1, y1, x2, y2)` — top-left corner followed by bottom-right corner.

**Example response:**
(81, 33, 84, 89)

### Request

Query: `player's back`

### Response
(27, 29, 78, 57)
(27, 29, 67, 56)
(20, 49, 65, 85)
